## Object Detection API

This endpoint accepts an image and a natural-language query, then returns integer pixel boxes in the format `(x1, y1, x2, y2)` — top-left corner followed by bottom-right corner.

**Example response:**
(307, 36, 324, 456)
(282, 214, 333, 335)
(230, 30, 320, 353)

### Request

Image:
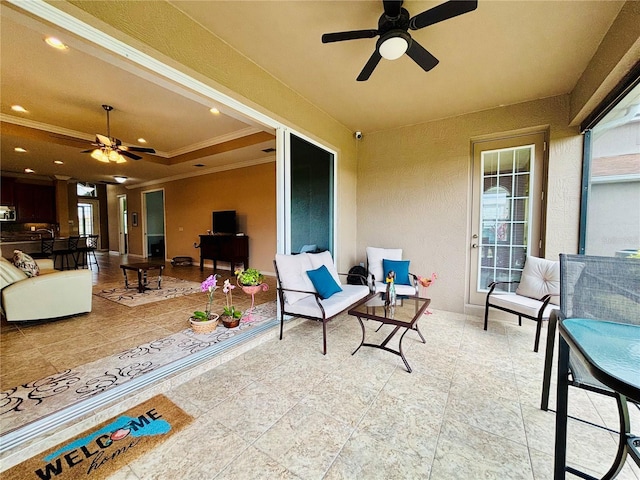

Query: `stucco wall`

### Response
(357, 95, 582, 313)
(107, 163, 276, 274)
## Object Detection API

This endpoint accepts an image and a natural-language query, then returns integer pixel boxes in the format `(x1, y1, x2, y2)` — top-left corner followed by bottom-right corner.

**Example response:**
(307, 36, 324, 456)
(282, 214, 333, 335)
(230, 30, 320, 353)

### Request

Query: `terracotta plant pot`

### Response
(221, 315, 240, 328)
(189, 313, 219, 334)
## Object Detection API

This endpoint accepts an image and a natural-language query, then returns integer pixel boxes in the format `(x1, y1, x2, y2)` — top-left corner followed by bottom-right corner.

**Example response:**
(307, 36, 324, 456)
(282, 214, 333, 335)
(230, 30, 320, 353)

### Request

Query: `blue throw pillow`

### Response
(382, 259, 411, 285)
(307, 265, 342, 299)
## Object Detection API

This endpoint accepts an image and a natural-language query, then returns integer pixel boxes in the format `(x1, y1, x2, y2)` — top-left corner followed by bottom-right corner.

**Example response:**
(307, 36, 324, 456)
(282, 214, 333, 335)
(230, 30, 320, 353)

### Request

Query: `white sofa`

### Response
(0, 256, 92, 322)
(274, 251, 370, 354)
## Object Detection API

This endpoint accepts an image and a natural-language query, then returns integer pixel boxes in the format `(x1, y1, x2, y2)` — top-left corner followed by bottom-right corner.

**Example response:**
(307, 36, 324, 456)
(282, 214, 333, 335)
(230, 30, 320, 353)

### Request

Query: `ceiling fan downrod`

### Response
(102, 104, 113, 140)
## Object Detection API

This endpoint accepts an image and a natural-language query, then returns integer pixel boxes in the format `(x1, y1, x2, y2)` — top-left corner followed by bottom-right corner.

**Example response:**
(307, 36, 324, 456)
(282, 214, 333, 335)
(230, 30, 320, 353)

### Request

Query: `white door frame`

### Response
(117, 194, 127, 255)
(467, 131, 548, 306)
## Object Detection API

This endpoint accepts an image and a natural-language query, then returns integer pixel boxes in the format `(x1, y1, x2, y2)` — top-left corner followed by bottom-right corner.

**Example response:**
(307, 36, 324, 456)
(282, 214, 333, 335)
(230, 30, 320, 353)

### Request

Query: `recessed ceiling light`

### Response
(14, 147, 27, 153)
(44, 36, 68, 50)
(114, 176, 127, 184)
(24, 168, 35, 173)
(209, 107, 220, 115)
(11, 105, 27, 113)
(137, 138, 147, 144)
(54, 160, 64, 165)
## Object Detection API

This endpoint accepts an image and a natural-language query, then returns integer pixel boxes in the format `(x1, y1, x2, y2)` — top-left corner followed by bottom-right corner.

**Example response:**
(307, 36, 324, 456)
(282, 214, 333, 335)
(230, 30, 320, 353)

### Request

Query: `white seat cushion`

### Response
(490, 293, 556, 319)
(373, 281, 416, 296)
(366, 247, 402, 283)
(284, 284, 369, 318)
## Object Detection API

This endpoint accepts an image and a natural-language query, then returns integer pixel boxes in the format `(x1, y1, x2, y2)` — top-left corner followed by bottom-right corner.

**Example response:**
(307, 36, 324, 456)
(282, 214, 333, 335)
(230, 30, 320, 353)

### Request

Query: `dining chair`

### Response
(77, 234, 99, 271)
(52, 236, 80, 270)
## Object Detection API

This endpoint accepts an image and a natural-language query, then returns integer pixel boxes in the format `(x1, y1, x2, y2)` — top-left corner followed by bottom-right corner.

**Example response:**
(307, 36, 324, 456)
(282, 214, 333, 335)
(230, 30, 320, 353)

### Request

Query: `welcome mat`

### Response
(2, 394, 192, 480)
(93, 276, 201, 307)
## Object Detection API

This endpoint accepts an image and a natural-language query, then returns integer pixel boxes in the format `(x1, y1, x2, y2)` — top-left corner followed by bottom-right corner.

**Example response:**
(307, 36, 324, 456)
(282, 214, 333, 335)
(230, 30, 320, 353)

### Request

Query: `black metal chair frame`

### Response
(273, 260, 368, 355)
(30, 237, 55, 260)
(77, 234, 99, 271)
(53, 236, 80, 270)
(484, 280, 558, 352)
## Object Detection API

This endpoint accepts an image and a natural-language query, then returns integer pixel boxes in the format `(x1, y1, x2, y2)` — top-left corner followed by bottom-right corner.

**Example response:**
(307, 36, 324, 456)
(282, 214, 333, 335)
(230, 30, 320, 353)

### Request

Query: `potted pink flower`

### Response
(222, 278, 242, 328)
(190, 274, 220, 333)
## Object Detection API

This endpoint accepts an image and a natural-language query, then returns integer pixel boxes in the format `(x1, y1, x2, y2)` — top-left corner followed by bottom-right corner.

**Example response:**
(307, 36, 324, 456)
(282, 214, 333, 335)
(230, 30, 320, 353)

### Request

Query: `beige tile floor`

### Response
(116, 307, 638, 479)
(0, 254, 276, 391)
(2, 255, 639, 479)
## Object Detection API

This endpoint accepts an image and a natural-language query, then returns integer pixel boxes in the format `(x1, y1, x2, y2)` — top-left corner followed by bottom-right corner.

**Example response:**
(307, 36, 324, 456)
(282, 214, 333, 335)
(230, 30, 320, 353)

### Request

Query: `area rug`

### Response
(2, 394, 192, 480)
(0, 302, 277, 434)
(93, 276, 201, 307)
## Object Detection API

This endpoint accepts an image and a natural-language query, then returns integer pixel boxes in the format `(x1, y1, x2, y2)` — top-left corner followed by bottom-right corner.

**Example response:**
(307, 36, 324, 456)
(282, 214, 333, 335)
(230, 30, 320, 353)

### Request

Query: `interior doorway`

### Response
(118, 194, 128, 254)
(468, 132, 548, 305)
(77, 198, 100, 248)
(142, 189, 166, 259)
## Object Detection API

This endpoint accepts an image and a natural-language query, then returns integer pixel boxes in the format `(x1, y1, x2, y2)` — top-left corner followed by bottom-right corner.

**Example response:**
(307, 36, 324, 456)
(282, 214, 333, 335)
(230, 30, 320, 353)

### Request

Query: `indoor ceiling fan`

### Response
(321, 0, 478, 81)
(82, 104, 156, 163)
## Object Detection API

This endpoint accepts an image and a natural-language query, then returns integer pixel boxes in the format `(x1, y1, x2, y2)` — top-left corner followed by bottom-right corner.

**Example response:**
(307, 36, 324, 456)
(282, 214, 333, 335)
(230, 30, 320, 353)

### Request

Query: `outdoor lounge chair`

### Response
(484, 255, 559, 352)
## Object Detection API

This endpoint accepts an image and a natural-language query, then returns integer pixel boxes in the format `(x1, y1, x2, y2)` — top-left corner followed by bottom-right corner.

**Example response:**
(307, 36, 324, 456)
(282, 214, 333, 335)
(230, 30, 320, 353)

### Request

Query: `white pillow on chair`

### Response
(366, 247, 402, 283)
(516, 256, 560, 304)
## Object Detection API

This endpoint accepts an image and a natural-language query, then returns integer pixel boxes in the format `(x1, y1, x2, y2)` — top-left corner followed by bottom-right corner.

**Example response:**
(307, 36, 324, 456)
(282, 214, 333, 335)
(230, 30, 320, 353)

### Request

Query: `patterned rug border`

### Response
(0, 302, 277, 434)
(93, 276, 202, 307)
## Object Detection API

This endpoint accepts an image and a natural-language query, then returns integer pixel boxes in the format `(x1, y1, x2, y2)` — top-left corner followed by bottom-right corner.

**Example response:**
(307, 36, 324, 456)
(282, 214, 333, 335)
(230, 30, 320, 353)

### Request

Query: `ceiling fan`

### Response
(322, 0, 478, 81)
(82, 104, 156, 163)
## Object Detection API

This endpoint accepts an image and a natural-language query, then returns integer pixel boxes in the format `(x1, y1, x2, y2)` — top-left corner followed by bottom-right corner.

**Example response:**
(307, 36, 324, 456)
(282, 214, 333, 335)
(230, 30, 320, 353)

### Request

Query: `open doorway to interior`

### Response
(118, 194, 128, 254)
(77, 198, 100, 248)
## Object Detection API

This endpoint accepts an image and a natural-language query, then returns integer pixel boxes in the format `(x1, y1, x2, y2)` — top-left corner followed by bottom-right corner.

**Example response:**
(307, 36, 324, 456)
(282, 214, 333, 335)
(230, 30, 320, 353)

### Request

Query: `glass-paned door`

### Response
(478, 147, 531, 291)
(469, 132, 547, 305)
(78, 203, 93, 236)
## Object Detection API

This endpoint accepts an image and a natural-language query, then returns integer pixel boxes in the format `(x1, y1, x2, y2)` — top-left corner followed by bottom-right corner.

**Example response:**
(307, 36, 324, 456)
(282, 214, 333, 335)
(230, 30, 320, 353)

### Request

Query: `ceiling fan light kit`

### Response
(90, 147, 126, 164)
(378, 31, 410, 60)
(83, 104, 156, 164)
(322, 0, 478, 81)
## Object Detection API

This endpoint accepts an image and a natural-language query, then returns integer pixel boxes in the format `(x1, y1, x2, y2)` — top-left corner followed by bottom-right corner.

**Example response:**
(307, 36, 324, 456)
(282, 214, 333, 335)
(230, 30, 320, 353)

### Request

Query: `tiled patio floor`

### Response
(106, 309, 640, 479)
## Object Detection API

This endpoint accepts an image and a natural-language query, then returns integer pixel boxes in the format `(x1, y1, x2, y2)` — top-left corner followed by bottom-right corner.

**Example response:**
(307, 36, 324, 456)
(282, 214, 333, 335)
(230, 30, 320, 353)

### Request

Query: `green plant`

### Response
(235, 268, 264, 286)
(223, 305, 243, 319)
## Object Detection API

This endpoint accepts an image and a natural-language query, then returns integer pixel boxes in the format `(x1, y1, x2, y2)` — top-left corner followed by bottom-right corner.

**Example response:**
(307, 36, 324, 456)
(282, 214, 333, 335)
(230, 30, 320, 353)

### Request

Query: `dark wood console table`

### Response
(197, 235, 249, 272)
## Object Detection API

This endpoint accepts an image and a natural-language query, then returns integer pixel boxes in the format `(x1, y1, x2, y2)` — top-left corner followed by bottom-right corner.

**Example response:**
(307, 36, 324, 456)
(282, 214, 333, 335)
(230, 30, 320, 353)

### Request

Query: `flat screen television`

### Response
(212, 210, 236, 235)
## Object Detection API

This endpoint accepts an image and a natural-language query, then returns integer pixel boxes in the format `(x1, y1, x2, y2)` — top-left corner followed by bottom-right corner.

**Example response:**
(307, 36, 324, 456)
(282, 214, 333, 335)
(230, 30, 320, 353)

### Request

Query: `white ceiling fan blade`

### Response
(96, 133, 112, 147)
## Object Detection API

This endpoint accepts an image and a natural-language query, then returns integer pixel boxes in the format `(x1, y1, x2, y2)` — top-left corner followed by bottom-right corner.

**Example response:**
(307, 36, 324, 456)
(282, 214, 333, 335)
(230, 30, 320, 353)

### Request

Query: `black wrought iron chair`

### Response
(30, 237, 55, 260)
(484, 255, 560, 352)
(540, 253, 640, 478)
(52, 235, 80, 270)
(77, 234, 99, 271)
